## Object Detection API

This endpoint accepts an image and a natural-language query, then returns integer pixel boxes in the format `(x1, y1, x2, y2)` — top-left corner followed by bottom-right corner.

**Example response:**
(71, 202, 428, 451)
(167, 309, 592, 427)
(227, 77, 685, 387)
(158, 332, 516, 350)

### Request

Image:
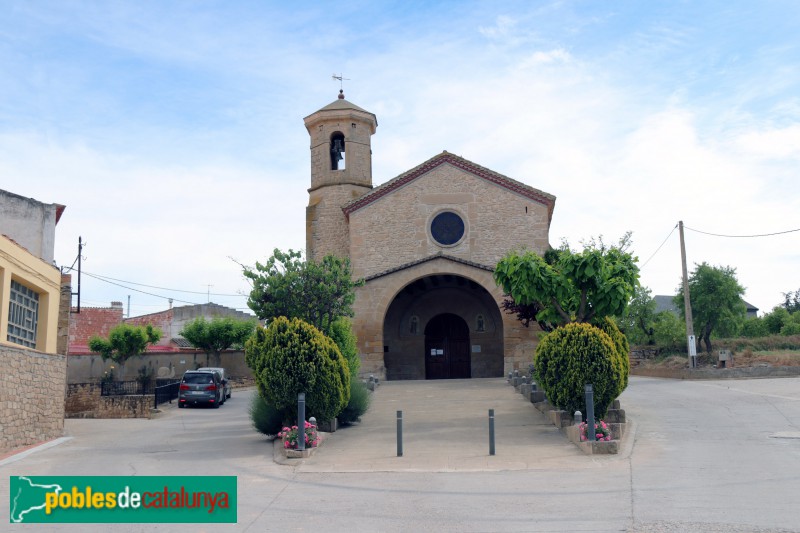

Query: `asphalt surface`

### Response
(2, 376, 799, 532)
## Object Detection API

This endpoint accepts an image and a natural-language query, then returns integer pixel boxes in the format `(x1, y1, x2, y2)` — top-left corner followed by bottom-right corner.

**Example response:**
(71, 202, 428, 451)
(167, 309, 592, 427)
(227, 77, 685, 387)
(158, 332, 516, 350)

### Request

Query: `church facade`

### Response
(304, 92, 555, 380)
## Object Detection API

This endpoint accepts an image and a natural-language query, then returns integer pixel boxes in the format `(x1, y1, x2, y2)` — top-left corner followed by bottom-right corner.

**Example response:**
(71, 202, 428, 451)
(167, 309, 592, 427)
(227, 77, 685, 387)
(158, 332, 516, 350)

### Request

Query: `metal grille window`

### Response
(7, 279, 39, 348)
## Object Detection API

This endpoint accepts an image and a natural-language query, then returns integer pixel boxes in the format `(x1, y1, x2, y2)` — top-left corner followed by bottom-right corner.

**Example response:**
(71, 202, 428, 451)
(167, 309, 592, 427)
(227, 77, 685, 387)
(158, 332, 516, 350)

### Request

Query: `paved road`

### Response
(1, 377, 799, 532)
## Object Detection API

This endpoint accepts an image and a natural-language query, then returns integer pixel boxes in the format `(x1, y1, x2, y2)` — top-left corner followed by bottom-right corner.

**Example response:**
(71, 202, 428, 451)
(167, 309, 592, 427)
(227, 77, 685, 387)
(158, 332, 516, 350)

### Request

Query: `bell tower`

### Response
(304, 91, 377, 261)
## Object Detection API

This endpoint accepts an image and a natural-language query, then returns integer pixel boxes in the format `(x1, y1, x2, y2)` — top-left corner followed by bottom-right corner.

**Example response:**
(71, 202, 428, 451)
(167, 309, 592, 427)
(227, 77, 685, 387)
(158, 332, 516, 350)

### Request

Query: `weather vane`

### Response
(332, 73, 350, 91)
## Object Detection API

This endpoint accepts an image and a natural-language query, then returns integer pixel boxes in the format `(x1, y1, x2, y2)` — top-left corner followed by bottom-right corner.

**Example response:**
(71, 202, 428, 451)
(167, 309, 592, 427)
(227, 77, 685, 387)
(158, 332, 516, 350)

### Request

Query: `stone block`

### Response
(319, 418, 337, 432)
(549, 410, 574, 428)
(604, 409, 626, 423)
(530, 390, 546, 404)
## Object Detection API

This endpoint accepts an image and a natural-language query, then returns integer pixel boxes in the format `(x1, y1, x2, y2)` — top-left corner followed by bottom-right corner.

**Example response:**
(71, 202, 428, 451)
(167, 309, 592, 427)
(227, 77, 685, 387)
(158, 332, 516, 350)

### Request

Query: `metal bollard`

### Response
(396, 410, 403, 457)
(584, 385, 595, 442)
(489, 409, 496, 456)
(297, 392, 306, 451)
(574, 411, 582, 424)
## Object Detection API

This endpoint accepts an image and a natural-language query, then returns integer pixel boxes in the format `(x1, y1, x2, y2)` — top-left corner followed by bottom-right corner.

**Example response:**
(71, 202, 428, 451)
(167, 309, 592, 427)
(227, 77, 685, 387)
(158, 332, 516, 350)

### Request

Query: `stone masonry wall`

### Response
(353, 258, 541, 379)
(66, 350, 254, 384)
(1, 344, 66, 453)
(348, 163, 551, 279)
(64, 383, 151, 419)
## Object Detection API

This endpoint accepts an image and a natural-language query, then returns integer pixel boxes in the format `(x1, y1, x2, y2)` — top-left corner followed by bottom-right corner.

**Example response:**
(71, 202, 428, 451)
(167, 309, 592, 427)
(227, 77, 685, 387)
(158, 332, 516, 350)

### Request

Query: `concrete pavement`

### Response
(281, 378, 618, 473)
(2, 376, 800, 532)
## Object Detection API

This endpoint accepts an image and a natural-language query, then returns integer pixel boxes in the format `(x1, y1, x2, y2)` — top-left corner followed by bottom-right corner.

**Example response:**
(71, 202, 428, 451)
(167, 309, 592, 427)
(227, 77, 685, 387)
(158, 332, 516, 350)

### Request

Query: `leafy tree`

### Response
(617, 285, 657, 345)
(88, 324, 162, 366)
(674, 263, 746, 353)
(763, 307, 791, 335)
(740, 317, 768, 338)
(245, 317, 349, 423)
(179, 316, 257, 366)
(243, 249, 362, 335)
(652, 311, 686, 351)
(780, 312, 800, 336)
(782, 289, 800, 314)
(494, 236, 639, 326)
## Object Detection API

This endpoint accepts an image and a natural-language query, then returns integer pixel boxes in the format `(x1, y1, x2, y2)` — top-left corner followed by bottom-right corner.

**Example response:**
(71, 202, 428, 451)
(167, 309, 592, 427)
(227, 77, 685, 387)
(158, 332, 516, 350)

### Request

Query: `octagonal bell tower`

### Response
(304, 90, 377, 261)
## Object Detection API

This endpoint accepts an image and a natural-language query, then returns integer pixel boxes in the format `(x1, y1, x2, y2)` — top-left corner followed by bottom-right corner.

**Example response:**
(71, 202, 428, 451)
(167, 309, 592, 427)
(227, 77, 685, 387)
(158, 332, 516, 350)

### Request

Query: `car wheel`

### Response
(213, 395, 221, 408)
(178, 403, 184, 409)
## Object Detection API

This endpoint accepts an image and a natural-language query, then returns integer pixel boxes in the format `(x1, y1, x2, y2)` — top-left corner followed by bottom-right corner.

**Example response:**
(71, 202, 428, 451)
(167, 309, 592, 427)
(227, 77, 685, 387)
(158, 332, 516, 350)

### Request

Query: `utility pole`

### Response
(678, 221, 697, 368)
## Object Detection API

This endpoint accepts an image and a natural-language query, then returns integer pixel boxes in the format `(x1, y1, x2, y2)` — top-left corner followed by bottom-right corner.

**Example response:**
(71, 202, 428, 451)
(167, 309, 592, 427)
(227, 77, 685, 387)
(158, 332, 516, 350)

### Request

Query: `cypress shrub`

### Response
(328, 317, 360, 379)
(249, 393, 283, 436)
(534, 322, 618, 419)
(596, 316, 629, 397)
(337, 379, 371, 425)
(245, 317, 350, 423)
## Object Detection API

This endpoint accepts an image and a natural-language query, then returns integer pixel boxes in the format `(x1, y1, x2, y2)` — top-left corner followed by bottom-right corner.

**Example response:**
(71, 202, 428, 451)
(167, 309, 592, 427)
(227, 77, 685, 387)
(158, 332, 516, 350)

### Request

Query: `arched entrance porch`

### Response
(381, 273, 503, 380)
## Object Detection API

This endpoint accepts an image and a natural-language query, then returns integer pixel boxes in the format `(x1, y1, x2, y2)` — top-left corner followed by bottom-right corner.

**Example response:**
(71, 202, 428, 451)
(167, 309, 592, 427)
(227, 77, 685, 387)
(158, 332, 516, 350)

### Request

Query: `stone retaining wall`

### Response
(66, 350, 254, 384)
(1, 344, 66, 453)
(631, 365, 800, 380)
(64, 383, 152, 419)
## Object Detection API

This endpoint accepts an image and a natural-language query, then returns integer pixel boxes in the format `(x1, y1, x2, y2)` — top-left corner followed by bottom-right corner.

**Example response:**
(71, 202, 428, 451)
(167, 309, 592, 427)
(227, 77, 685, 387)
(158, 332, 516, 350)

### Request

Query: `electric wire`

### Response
(684, 226, 800, 238)
(83, 271, 247, 297)
(81, 271, 202, 306)
(640, 223, 678, 270)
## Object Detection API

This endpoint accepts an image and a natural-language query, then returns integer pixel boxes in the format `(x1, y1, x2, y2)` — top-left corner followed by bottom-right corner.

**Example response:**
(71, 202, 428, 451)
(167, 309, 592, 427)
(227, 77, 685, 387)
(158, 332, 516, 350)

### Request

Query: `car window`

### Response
(183, 373, 214, 384)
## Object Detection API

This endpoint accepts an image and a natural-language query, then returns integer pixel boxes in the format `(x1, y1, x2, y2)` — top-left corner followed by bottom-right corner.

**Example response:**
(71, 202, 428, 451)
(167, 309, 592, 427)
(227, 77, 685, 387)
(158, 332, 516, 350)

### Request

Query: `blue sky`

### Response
(1, 1, 798, 317)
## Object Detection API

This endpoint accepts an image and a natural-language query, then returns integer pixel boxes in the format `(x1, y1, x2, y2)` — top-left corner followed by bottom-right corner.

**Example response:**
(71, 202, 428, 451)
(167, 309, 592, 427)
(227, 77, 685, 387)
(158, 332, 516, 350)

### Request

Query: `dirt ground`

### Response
(637, 349, 800, 370)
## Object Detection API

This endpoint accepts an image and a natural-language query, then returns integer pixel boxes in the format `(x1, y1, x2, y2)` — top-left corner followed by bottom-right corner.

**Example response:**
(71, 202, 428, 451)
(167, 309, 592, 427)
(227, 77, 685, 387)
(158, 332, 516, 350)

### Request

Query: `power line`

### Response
(640, 223, 678, 270)
(82, 271, 202, 306)
(684, 225, 800, 238)
(82, 271, 247, 297)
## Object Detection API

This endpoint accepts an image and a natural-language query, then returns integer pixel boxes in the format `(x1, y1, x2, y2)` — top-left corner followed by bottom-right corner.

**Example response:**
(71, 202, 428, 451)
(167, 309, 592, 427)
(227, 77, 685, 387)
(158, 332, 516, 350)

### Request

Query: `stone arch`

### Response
(352, 258, 542, 380)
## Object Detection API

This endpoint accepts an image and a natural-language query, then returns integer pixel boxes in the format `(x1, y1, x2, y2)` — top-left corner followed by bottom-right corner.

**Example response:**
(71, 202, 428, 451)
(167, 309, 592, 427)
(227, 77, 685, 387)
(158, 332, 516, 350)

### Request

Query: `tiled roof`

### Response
(171, 337, 194, 348)
(343, 151, 556, 222)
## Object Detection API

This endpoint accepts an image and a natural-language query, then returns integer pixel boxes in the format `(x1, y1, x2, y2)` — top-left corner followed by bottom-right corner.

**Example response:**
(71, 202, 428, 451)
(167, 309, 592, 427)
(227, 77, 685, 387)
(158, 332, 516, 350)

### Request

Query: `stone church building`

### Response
(304, 92, 555, 380)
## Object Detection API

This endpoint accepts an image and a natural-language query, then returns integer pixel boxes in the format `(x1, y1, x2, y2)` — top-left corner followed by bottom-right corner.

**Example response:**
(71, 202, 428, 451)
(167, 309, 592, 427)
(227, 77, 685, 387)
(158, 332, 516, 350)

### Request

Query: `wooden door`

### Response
(425, 314, 471, 379)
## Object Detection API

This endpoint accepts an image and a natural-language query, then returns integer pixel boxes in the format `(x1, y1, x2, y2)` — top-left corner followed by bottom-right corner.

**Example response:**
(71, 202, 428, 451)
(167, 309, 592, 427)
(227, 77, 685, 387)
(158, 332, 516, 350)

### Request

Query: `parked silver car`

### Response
(197, 367, 231, 399)
(178, 370, 224, 408)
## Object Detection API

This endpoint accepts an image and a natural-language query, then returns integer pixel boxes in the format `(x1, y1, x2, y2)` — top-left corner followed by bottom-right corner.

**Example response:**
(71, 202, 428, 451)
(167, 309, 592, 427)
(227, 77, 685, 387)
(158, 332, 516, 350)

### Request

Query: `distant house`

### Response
(69, 302, 255, 355)
(654, 295, 759, 319)
(0, 188, 68, 452)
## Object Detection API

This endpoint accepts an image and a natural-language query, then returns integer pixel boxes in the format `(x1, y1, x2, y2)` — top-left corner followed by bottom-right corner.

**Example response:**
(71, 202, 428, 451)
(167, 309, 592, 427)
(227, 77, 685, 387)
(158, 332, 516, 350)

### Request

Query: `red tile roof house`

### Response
(67, 302, 256, 382)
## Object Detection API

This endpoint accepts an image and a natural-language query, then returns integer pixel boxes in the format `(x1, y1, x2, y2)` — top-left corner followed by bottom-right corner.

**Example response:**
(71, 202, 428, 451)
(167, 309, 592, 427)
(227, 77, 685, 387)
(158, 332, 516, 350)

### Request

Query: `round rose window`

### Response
(431, 212, 465, 246)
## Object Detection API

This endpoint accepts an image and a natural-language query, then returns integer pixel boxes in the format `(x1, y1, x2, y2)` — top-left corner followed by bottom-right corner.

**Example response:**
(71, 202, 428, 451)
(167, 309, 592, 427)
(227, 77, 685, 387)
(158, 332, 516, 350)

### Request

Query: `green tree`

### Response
(243, 249, 362, 335)
(617, 285, 657, 345)
(740, 317, 768, 338)
(780, 312, 800, 336)
(782, 289, 800, 314)
(88, 323, 162, 366)
(494, 236, 639, 326)
(245, 317, 349, 423)
(179, 316, 257, 366)
(763, 307, 791, 335)
(652, 311, 686, 351)
(674, 263, 746, 354)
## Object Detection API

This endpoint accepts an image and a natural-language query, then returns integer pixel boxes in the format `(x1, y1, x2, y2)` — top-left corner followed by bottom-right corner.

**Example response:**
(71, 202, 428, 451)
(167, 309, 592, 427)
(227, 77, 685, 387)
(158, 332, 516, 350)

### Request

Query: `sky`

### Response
(1, 0, 798, 318)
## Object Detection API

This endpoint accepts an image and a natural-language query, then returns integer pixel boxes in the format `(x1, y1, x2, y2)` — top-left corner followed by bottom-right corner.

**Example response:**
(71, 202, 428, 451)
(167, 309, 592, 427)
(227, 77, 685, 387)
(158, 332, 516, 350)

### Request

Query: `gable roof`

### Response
(364, 251, 495, 282)
(655, 295, 759, 314)
(342, 151, 556, 223)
